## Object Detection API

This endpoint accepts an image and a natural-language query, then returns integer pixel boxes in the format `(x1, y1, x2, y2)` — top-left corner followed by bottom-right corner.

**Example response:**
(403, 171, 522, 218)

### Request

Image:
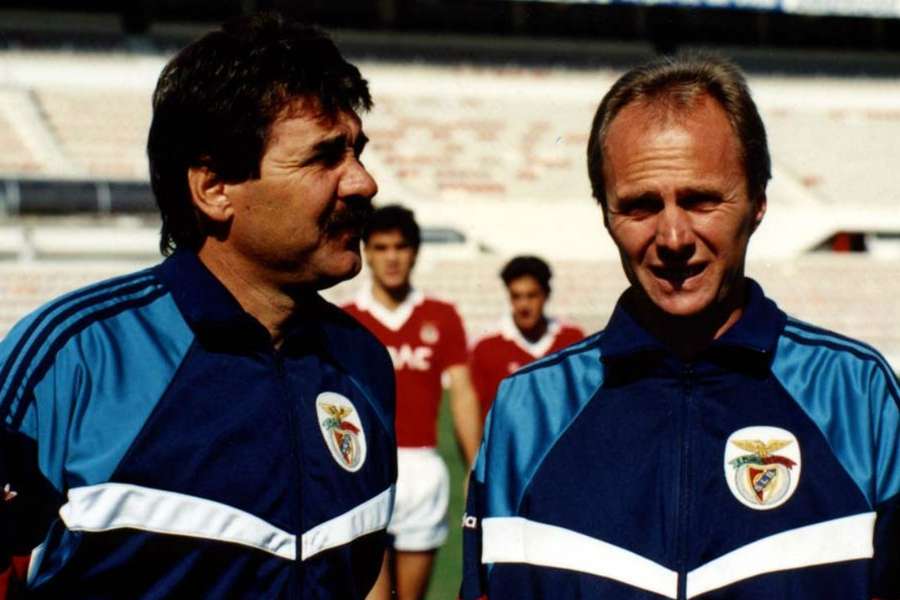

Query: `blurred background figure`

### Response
(343, 205, 481, 600)
(470, 255, 584, 419)
(1, 1, 899, 597)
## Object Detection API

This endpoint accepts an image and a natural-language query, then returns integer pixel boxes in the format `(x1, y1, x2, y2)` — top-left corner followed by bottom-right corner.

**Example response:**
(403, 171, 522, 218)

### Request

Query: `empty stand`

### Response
(765, 107, 900, 209)
(33, 87, 151, 179)
(0, 51, 898, 370)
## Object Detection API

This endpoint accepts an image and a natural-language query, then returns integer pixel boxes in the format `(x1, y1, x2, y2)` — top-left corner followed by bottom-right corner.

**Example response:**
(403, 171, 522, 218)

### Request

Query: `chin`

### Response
(650, 293, 717, 318)
(316, 260, 362, 290)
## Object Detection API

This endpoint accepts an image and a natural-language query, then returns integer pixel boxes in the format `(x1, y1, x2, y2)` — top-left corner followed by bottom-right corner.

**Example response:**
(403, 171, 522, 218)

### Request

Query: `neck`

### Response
(625, 280, 748, 361)
(517, 316, 548, 344)
(371, 281, 411, 310)
(198, 243, 311, 348)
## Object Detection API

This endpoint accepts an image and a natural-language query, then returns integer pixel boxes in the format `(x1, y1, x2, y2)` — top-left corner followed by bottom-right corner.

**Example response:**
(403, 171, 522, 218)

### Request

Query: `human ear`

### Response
(187, 166, 233, 224)
(751, 194, 767, 233)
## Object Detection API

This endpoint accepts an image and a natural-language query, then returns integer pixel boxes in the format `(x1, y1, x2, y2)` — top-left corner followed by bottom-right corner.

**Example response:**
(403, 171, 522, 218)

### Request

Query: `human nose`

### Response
(339, 158, 378, 200)
(655, 204, 694, 260)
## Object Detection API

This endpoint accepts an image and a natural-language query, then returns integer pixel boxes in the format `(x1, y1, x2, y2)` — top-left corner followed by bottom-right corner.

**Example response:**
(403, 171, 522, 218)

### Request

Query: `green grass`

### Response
(427, 392, 468, 600)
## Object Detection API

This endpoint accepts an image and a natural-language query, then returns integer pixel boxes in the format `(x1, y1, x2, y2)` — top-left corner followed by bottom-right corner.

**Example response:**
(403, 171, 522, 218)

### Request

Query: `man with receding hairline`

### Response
(462, 54, 900, 600)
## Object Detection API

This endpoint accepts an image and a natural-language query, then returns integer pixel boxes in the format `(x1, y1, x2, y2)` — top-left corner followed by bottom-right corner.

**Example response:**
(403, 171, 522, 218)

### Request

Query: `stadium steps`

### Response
(0, 88, 73, 177)
(33, 87, 150, 180)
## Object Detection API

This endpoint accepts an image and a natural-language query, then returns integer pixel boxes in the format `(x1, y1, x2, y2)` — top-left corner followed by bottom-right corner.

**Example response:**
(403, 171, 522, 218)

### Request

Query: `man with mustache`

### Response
(0, 13, 395, 598)
(462, 54, 899, 599)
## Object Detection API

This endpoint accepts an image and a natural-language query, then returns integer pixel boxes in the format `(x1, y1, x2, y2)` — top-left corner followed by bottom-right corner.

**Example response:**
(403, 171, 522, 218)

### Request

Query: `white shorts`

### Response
(388, 447, 450, 552)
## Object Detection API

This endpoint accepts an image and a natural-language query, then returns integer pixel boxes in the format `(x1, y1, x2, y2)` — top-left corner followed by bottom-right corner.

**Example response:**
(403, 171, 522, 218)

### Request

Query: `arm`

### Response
(365, 549, 392, 600)
(446, 364, 482, 469)
(0, 314, 75, 598)
(0, 428, 58, 600)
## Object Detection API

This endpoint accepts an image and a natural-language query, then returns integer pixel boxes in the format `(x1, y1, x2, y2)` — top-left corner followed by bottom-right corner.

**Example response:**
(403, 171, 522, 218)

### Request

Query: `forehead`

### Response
(267, 98, 362, 145)
(602, 95, 744, 192)
(367, 229, 409, 245)
(508, 275, 543, 291)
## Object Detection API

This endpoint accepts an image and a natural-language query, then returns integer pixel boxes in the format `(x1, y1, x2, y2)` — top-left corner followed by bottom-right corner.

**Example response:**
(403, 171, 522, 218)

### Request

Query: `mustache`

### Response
(321, 201, 374, 235)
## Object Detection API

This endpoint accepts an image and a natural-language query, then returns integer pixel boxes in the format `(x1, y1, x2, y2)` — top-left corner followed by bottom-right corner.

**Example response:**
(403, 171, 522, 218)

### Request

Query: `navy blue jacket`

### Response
(462, 280, 899, 599)
(0, 251, 396, 598)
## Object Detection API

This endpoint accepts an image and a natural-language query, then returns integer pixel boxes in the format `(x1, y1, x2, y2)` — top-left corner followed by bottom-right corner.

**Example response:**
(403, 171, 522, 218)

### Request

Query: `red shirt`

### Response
(343, 288, 468, 448)
(470, 317, 584, 419)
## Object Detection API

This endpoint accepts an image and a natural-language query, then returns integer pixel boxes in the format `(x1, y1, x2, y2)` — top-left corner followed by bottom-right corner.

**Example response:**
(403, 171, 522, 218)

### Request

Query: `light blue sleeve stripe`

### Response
(0, 272, 156, 418)
(772, 331, 900, 507)
(482, 337, 604, 517)
(32, 292, 195, 491)
(785, 319, 900, 382)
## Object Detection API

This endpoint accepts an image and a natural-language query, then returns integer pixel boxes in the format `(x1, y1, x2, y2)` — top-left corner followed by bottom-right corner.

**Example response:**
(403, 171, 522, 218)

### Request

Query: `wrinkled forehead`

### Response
(277, 96, 361, 125)
(609, 93, 726, 138)
(604, 94, 740, 162)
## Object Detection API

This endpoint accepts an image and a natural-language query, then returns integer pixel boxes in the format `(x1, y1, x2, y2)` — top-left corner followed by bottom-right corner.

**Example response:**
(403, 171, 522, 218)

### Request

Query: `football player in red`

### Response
(343, 205, 482, 600)
(470, 256, 584, 419)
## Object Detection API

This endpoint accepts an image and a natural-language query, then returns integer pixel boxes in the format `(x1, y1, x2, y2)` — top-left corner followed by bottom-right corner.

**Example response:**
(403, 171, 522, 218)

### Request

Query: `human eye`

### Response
(354, 133, 369, 159)
(612, 194, 661, 219)
(304, 136, 349, 169)
(680, 193, 722, 212)
(318, 148, 345, 168)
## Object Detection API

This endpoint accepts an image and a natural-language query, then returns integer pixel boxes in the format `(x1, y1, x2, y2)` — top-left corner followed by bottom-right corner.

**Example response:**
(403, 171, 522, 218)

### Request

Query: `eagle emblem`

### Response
(724, 426, 801, 510)
(316, 392, 367, 472)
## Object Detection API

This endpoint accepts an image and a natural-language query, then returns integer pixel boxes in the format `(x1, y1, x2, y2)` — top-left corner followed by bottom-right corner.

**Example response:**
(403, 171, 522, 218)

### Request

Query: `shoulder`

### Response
(774, 316, 899, 409)
(0, 266, 167, 362)
(488, 331, 604, 438)
(471, 330, 504, 353)
(477, 331, 604, 513)
(416, 295, 466, 334)
(513, 330, 602, 379)
(778, 317, 897, 381)
(419, 294, 460, 314)
(774, 317, 900, 507)
(0, 266, 178, 423)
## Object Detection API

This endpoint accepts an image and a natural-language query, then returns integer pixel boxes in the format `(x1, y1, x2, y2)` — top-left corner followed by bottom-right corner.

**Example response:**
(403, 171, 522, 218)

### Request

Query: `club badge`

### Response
(724, 426, 801, 510)
(317, 392, 367, 472)
(420, 322, 440, 345)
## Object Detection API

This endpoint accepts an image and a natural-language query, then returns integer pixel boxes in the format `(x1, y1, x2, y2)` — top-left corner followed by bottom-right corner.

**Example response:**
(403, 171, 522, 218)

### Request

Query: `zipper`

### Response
(272, 349, 303, 593)
(676, 363, 694, 600)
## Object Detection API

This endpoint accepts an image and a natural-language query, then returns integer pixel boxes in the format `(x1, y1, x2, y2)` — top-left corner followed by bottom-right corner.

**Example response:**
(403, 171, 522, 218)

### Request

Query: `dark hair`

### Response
(362, 204, 421, 250)
(147, 12, 372, 255)
(501, 255, 552, 294)
(587, 52, 770, 211)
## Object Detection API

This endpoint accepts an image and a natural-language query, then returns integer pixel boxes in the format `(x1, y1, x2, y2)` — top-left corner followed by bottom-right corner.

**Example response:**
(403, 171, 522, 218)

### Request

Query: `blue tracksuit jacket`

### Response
(0, 250, 396, 598)
(462, 280, 899, 599)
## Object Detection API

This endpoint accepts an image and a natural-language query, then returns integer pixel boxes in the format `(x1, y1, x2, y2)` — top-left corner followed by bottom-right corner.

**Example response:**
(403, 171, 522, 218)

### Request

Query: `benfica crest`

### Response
(316, 392, 367, 472)
(724, 426, 801, 510)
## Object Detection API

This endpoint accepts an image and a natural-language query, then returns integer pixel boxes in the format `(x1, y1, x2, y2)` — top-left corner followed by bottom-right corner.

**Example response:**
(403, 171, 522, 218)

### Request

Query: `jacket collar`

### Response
(155, 250, 325, 351)
(598, 278, 785, 366)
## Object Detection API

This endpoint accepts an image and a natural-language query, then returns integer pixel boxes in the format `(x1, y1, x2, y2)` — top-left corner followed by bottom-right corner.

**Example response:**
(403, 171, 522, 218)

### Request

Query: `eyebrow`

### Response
(311, 132, 369, 157)
(615, 185, 723, 205)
